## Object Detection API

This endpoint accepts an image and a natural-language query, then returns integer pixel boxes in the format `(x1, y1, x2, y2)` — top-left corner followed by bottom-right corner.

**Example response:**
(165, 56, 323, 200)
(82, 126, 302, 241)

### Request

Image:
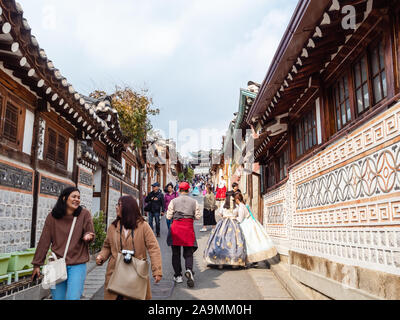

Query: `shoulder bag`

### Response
(107, 225, 149, 300)
(42, 216, 77, 289)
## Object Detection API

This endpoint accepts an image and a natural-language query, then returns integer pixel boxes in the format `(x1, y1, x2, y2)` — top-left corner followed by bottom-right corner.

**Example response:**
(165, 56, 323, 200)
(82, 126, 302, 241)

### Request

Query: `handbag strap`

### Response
(119, 223, 134, 253)
(63, 216, 77, 259)
(245, 204, 257, 222)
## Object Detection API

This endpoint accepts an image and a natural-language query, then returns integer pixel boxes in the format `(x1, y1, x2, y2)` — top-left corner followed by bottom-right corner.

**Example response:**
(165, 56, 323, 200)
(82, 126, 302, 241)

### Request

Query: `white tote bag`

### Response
(42, 217, 77, 289)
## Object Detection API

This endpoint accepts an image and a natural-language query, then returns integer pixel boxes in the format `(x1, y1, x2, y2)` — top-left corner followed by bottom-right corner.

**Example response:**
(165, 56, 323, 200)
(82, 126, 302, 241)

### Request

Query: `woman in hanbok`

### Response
(215, 177, 227, 201)
(191, 182, 200, 196)
(203, 196, 246, 269)
(234, 193, 277, 264)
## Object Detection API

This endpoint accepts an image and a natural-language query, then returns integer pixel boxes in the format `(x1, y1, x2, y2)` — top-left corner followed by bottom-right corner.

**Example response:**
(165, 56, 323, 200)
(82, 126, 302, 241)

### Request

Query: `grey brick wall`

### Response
(107, 188, 120, 227)
(35, 196, 57, 246)
(79, 184, 93, 214)
(0, 190, 33, 253)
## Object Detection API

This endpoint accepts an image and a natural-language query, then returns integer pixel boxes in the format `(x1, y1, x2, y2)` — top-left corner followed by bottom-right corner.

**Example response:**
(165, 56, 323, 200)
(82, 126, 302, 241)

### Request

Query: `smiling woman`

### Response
(31, 186, 95, 300)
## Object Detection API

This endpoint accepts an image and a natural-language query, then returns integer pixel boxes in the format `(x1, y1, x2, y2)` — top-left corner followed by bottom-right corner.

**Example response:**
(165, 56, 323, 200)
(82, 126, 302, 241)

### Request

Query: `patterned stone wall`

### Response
(262, 100, 400, 285)
(78, 166, 94, 214)
(290, 102, 400, 278)
(107, 176, 121, 227)
(0, 190, 33, 253)
(263, 182, 291, 255)
(0, 160, 34, 253)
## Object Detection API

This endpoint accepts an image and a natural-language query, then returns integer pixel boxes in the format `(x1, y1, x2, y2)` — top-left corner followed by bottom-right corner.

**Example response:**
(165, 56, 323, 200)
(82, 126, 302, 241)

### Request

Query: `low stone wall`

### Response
(290, 250, 400, 299)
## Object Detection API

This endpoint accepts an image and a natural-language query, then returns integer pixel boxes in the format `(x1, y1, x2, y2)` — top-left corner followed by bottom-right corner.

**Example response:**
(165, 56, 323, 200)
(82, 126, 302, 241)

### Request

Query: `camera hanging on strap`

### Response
(120, 224, 135, 264)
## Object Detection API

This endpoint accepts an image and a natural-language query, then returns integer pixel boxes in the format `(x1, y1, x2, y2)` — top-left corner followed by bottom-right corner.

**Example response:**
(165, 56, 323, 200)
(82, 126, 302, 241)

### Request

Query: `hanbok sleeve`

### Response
(236, 204, 248, 223)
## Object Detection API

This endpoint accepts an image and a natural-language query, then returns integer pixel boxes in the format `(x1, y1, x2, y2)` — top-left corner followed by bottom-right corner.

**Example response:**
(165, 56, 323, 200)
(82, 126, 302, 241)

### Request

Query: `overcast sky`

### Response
(18, 0, 298, 156)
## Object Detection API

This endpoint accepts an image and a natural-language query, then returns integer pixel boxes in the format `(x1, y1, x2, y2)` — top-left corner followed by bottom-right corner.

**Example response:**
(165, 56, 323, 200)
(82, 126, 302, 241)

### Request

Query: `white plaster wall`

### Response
(22, 109, 34, 156)
(93, 168, 102, 192)
(316, 98, 322, 145)
(67, 138, 74, 173)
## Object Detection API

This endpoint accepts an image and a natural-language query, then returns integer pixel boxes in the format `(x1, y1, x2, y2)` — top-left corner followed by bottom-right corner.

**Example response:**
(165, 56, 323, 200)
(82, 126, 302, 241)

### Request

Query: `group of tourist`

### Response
(29, 179, 277, 300)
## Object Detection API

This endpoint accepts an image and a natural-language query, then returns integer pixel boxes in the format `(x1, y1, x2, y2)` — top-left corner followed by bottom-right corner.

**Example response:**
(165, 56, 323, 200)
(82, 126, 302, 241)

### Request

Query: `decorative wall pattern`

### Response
(79, 170, 93, 187)
(286, 102, 400, 277)
(40, 176, 74, 197)
(292, 105, 400, 184)
(0, 190, 33, 253)
(291, 227, 400, 276)
(122, 183, 139, 198)
(296, 142, 400, 210)
(109, 176, 121, 191)
(263, 183, 290, 254)
(0, 162, 33, 192)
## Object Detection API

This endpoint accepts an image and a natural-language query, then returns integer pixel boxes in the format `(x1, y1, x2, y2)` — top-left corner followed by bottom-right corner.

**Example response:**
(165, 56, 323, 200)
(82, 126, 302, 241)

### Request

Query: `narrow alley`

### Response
(89, 194, 292, 300)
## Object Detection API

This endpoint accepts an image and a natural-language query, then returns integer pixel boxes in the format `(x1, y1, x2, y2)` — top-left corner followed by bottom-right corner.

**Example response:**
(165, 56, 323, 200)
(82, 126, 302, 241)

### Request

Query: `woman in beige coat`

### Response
(96, 195, 162, 300)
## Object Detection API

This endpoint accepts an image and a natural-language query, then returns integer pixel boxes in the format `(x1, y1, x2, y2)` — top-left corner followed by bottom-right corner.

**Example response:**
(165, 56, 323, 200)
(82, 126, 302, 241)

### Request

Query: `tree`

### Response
(90, 86, 159, 149)
(89, 211, 107, 255)
(185, 167, 194, 182)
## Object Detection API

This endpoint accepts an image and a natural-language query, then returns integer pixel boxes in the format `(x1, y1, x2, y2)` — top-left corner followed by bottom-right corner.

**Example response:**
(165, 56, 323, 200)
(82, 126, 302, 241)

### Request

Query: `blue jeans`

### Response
(148, 212, 160, 234)
(51, 263, 87, 300)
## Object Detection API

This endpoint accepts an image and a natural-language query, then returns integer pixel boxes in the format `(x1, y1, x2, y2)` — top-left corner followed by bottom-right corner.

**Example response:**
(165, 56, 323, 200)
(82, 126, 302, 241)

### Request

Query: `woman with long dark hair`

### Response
(164, 183, 179, 230)
(31, 187, 95, 300)
(96, 195, 162, 300)
(200, 184, 217, 232)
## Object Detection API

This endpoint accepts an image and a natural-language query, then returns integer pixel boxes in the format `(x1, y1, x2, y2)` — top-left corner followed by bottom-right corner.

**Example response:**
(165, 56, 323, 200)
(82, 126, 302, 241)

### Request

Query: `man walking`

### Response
(166, 182, 201, 288)
(145, 182, 165, 237)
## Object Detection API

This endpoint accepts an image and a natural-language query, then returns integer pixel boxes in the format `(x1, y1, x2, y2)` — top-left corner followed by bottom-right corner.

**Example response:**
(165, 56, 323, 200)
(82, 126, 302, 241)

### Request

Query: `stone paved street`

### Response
(87, 195, 292, 300)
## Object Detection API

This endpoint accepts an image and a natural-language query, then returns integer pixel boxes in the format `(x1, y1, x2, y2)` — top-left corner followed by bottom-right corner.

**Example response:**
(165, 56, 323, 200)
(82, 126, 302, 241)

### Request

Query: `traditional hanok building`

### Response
(0, 0, 143, 256)
(215, 82, 265, 218)
(142, 137, 180, 195)
(247, 0, 400, 299)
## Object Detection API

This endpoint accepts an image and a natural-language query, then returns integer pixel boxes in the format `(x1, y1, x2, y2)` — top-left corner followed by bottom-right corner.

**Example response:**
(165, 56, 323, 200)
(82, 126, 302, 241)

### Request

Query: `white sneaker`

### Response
(173, 275, 183, 283)
(185, 269, 194, 288)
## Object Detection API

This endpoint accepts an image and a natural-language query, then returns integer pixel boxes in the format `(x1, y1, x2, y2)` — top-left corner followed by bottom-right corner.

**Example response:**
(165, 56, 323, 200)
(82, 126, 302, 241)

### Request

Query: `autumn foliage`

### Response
(90, 86, 159, 149)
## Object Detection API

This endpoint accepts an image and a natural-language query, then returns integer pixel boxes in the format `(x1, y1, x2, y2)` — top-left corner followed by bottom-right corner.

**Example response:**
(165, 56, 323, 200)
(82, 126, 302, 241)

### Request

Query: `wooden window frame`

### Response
(278, 148, 289, 182)
(0, 89, 26, 151)
(266, 160, 276, 189)
(125, 163, 132, 182)
(370, 41, 388, 104)
(294, 106, 317, 159)
(44, 124, 69, 170)
(332, 74, 352, 131)
(352, 38, 389, 117)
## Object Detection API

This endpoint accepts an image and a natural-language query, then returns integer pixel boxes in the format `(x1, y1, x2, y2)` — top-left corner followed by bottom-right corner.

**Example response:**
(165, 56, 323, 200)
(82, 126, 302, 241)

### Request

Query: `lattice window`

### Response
(370, 41, 387, 104)
(46, 127, 68, 168)
(126, 163, 131, 180)
(333, 76, 351, 130)
(56, 135, 66, 165)
(295, 108, 317, 158)
(278, 148, 289, 181)
(46, 128, 57, 162)
(353, 55, 370, 115)
(267, 161, 275, 188)
(3, 102, 19, 144)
